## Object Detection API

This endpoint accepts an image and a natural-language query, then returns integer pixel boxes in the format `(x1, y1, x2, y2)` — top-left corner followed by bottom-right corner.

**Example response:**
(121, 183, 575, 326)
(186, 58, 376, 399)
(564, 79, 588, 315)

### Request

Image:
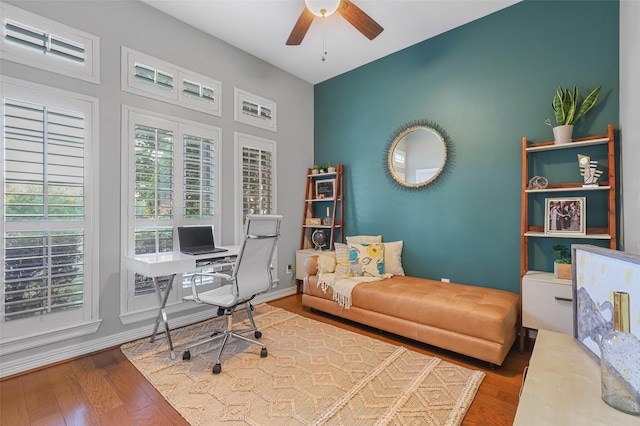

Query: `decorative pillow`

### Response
(345, 235, 382, 245)
(383, 241, 405, 276)
(348, 243, 384, 277)
(334, 242, 350, 276)
(317, 251, 336, 274)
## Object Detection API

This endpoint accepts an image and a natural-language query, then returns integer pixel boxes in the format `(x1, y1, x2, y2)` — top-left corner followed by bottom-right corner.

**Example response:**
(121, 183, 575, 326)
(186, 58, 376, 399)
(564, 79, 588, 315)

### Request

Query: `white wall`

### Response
(0, 0, 313, 376)
(620, 0, 640, 254)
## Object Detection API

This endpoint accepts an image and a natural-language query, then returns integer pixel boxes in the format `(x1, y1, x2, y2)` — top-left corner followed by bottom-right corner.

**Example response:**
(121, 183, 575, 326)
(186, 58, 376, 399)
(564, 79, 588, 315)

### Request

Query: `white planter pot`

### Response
(553, 125, 574, 144)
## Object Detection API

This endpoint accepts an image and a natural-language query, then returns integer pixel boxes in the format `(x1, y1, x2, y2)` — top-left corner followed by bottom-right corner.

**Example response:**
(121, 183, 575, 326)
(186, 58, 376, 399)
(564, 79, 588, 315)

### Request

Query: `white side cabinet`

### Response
(522, 271, 573, 335)
(295, 249, 319, 281)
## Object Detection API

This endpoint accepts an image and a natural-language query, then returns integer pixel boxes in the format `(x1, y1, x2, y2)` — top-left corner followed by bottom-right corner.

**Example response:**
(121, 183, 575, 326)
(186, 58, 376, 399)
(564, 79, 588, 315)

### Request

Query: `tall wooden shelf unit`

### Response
(520, 124, 616, 351)
(300, 164, 344, 251)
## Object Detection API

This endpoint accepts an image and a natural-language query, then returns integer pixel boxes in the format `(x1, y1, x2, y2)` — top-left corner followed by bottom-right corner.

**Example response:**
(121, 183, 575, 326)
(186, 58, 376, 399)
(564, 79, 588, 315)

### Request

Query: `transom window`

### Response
(0, 3, 100, 83)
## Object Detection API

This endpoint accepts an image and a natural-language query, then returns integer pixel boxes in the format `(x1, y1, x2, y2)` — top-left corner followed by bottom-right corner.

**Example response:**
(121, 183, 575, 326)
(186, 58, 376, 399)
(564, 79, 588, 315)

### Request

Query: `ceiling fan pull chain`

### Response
(322, 14, 327, 61)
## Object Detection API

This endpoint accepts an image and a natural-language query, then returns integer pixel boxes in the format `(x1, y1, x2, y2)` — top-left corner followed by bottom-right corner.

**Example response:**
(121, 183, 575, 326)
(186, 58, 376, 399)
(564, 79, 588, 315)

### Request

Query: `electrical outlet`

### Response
(286, 264, 293, 274)
(441, 278, 450, 283)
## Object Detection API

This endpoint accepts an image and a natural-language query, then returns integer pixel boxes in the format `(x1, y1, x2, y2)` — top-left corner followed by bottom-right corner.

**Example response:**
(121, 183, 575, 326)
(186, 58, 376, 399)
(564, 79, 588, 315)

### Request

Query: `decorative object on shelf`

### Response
(312, 164, 320, 175)
(385, 119, 451, 189)
(315, 179, 335, 199)
(322, 207, 332, 225)
(578, 154, 603, 187)
(305, 217, 321, 226)
(600, 291, 640, 415)
(544, 197, 586, 235)
(546, 85, 601, 144)
(324, 162, 336, 173)
(552, 244, 571, 280)
(311, 229, 328, 250)
(527, 175, 549, 190)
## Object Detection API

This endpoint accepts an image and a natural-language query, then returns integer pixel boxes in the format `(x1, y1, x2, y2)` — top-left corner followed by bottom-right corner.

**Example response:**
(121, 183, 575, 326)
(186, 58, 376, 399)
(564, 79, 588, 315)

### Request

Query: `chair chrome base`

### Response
(182, 301, 267, 374)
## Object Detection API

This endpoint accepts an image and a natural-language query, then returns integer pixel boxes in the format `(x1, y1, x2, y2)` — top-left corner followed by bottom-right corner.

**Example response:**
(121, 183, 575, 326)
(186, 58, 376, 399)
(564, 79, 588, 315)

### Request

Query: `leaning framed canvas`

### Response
(544, 197, 585, 235)
(315, 179, 335, 200)
(572, 244, 640, 362)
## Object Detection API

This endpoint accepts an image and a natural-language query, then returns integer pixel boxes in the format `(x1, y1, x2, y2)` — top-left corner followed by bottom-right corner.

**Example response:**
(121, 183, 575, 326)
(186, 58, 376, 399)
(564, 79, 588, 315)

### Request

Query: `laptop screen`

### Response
(178, 226, 214, 253)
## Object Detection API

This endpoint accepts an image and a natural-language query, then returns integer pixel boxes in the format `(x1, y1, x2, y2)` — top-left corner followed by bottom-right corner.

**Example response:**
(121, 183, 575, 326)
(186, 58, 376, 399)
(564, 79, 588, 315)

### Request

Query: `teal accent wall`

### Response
(313, 0, 619, 293)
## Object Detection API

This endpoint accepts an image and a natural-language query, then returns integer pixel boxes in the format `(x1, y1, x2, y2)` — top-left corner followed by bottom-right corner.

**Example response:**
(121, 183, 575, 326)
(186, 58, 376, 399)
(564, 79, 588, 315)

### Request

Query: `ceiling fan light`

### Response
(304, 0, 341, 17)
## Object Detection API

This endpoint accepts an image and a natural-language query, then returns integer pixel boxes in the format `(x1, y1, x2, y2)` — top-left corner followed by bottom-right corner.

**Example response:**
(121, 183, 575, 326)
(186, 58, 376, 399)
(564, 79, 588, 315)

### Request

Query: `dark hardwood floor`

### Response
(0, 294, 532, 425)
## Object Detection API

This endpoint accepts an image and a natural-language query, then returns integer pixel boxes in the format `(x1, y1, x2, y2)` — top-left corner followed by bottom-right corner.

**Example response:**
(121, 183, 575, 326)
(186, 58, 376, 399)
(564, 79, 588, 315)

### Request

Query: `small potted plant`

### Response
(324, 162, 335, 173)
(311, 164, 319, 175)
(547, 85, 601, 144)
(552, 244, 572, 280)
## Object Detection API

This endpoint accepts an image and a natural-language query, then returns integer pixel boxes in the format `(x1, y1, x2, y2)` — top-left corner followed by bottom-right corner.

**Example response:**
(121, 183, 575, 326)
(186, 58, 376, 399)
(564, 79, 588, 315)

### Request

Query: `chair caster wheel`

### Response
(260, 347, 267, 358)
(212, 363, 221, 374)
(255, 330, 262, 339)
(182, 351, 191, 360)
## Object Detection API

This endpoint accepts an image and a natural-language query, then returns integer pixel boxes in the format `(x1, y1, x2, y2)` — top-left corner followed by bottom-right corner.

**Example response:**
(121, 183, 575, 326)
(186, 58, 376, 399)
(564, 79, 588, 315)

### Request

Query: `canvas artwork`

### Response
(573, 245, 640, 405)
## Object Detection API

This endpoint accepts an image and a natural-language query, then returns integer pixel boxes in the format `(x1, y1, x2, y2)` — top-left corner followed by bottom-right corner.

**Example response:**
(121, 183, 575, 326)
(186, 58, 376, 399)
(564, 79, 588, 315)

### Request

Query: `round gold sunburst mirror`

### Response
(385, 120, 450, 189)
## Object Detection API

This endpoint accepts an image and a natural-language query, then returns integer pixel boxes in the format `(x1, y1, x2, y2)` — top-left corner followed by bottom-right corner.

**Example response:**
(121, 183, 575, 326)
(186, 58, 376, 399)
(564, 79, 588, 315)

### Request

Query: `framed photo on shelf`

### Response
(544, 197, 586, 235)
(315, 179, 335, 200)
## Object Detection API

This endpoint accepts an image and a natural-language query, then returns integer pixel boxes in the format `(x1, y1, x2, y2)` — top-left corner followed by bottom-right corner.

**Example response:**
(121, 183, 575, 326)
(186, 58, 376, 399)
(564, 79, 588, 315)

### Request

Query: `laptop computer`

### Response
(177, 226, 227, 255)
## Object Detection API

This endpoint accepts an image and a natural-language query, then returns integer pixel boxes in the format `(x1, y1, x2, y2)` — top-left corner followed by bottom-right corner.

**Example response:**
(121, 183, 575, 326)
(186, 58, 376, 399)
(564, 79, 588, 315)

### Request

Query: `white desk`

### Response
(124, 246, 240, 359)
(514, 329, 638, 425)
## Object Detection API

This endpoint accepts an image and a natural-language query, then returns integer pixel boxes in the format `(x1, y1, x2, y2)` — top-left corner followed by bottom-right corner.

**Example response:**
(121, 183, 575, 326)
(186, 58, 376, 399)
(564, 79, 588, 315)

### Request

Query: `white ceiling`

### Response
(141, 0, 520, 85)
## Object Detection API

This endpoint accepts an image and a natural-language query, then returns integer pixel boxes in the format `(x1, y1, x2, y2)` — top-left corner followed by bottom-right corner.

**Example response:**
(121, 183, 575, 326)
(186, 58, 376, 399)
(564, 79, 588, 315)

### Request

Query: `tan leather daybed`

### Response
(303, 255, 520, 366)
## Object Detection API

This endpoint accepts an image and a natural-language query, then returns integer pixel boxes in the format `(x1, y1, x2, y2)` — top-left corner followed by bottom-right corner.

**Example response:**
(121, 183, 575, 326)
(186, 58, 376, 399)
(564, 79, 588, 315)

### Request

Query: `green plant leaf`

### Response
(552, 87, 566, 125)
(573, 86, 601, 124)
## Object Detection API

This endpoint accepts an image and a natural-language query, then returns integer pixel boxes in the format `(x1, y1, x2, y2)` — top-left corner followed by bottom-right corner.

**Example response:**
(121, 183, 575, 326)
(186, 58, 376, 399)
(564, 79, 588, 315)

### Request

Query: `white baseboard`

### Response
(0, 286, 297, 378)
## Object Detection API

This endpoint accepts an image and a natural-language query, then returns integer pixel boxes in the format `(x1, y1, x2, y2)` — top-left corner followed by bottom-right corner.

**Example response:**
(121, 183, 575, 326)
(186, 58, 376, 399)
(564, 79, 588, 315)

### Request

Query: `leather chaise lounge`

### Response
(302, 255, 520, 366)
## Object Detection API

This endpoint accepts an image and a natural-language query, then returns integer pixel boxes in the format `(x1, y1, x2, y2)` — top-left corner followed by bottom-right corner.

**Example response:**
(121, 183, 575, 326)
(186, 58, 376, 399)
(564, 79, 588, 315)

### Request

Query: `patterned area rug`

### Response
(121, 305, 484, 425)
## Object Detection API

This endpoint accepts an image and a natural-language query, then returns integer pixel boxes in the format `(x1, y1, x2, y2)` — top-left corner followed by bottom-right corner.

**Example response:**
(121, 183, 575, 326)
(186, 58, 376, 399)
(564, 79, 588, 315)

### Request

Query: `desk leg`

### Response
(150, 275, 176, 359)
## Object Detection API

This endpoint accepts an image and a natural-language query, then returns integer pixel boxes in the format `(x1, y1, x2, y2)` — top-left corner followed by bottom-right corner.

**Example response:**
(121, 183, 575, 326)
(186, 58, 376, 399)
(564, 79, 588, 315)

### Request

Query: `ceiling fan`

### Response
(286, 0, 384, 46)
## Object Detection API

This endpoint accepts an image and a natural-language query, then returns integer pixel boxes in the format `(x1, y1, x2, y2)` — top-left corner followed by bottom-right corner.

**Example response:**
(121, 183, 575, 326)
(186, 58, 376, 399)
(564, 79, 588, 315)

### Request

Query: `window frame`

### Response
(234, 88, 277, 132)
(0, 75, 100, 355)
(120, 105, 222, 323)
(0, 3, 100, 84)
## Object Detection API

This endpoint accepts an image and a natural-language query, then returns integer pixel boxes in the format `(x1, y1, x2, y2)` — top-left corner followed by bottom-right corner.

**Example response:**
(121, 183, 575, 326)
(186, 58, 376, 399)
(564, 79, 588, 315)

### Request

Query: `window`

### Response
(1, 76, 100, 352)
(121, 107, 221, 319)
(121, 47, 222, 116)
(234, 132, 276, 241)
(0, 3, 100, 83)
(234, 88, 277, 132)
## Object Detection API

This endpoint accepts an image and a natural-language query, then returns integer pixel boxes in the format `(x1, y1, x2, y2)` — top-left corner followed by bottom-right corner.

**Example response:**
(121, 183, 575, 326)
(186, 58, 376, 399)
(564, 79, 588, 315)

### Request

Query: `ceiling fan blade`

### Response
(286, 8, 315, 45)
(338, 0, 383, 40)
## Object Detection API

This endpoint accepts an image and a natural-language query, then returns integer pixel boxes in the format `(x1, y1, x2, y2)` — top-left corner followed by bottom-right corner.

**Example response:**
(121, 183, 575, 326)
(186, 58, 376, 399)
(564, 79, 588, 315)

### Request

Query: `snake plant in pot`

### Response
(549, 85, 601, 144)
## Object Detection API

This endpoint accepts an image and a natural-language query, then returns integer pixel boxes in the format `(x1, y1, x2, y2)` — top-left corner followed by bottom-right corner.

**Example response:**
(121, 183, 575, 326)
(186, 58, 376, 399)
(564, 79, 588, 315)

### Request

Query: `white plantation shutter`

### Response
(5, 20, 85, 63)
(1, 77, 99, 343)
(0, 3, 100, 83)
(134, 125, 174, 221)
(234, 132, 276, 240)
(242, 146, 273, 217)
(134, 63, 174, 92)
(183, 134, 215, 219)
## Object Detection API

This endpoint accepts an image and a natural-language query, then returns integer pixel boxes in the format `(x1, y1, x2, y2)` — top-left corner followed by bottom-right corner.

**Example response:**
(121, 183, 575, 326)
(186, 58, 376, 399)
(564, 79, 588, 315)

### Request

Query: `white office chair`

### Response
(182, 214, 282, 374)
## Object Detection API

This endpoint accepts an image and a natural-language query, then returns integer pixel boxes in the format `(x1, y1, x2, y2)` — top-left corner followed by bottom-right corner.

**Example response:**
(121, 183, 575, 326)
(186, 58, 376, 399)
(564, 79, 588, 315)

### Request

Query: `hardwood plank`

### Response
(0, 376, 30, 426)
(70, 356, 123, 414)
(21, 370, 64, 424)
(47, 362, 101, 425)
